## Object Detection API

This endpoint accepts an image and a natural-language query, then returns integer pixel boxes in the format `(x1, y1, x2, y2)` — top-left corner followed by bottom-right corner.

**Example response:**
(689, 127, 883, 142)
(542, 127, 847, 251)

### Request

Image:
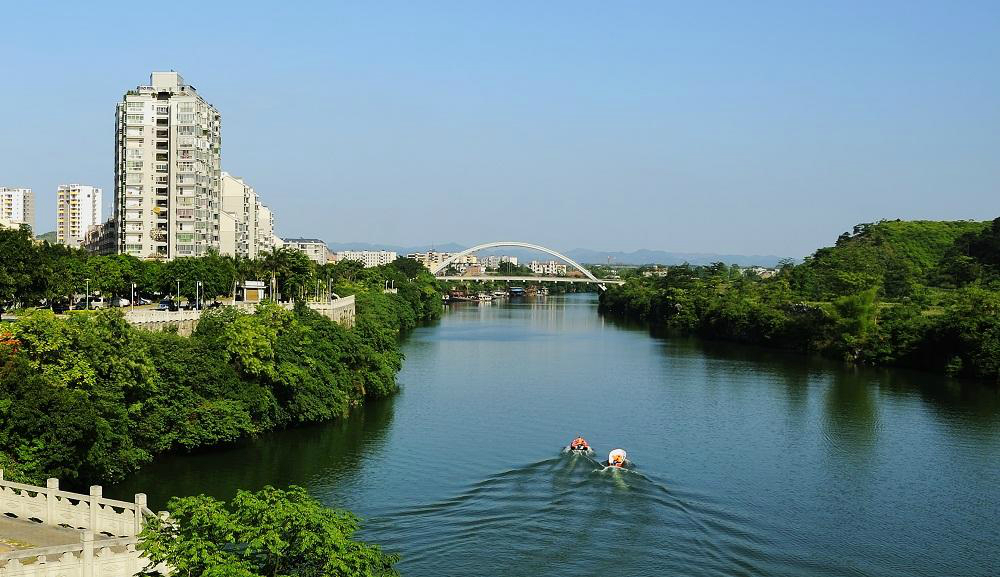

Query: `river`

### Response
(110, 294, 1000, 576)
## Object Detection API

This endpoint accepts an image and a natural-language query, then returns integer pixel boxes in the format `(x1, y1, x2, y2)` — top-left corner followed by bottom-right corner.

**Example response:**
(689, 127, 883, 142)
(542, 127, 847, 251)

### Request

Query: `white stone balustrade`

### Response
(0, 534, 143, 577)
(0, 471, 147, 538)
(0, 471, 162, 577)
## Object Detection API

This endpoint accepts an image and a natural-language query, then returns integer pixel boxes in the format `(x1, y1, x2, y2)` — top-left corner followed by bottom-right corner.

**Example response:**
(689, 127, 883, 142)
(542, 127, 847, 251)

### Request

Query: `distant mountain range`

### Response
(323, 241, 788, 267)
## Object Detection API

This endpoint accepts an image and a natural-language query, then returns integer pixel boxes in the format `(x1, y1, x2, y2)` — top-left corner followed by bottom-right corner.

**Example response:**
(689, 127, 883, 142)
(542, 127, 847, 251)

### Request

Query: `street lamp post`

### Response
(131, 283, 136, 310)
(328, 278, 333, 303)
(196, 281, 202, 311)
(85, 278, 90, 310)
(176, 279, 180, 306)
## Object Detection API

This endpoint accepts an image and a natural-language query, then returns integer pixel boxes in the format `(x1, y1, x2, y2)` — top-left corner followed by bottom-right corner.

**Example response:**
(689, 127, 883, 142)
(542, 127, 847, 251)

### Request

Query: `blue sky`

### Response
(2, 1, 998, 257)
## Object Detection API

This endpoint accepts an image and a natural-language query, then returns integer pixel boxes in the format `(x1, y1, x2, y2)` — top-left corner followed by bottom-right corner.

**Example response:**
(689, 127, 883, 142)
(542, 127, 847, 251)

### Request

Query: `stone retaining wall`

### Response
(124, 296, 356, 334)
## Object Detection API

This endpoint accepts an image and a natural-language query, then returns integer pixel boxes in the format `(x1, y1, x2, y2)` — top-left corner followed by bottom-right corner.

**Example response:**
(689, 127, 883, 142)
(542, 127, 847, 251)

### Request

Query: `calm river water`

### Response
(110, 294, 1000, 576)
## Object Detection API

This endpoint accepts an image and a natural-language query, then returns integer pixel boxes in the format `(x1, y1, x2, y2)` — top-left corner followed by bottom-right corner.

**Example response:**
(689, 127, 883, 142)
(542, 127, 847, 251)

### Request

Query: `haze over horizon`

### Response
(3, 1, 998, 258)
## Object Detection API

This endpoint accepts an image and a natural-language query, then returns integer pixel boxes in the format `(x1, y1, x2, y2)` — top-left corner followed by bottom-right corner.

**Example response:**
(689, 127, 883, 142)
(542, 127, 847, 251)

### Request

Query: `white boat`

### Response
(492, 290, 507, 298)
(477, 292, 493, 301)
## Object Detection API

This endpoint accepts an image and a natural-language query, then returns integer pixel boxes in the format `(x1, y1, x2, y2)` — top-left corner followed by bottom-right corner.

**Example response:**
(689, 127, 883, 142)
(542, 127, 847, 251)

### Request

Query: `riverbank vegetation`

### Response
(600, 219, 1000, 383)
(138, 485, 398, 577)
(0, 236, 442, 485)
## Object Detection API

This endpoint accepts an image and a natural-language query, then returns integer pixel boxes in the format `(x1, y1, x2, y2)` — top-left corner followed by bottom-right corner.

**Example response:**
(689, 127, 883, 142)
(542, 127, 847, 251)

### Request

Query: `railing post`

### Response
(82, 531, 95, 577)
(46, 478, 59, 524)
(89, 485, 102, 532)
(134, 493, 147, 535)
(0, 468, 4, 481)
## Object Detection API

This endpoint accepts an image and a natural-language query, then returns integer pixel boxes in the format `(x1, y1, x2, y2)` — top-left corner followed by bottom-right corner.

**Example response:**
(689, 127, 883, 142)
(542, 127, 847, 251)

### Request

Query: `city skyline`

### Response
(2, 1, 998, 258)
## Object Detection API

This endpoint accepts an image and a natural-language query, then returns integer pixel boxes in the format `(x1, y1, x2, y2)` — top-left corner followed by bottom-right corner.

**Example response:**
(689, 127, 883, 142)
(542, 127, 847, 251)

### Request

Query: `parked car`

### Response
(157, 299, 179, 312)
(136, 297, 153, 306)
(109, 297, 131, 308)
(75, 297, 106, 310)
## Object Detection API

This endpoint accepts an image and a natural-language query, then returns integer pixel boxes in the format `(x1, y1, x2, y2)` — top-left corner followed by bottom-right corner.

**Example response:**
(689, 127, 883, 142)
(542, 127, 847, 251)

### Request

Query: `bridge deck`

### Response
(435, 275, 624, 285)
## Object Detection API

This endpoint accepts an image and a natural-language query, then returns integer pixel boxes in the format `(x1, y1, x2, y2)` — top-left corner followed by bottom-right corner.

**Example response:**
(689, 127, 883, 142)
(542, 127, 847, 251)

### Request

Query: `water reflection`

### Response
(108, 396, 397, 508)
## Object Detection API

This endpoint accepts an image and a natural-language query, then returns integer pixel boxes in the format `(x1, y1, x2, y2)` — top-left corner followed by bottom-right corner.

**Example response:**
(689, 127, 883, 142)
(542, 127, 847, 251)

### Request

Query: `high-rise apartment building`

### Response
(56, 184, 102, 247)
(220, 172, 256, 259)
(219, 172, 275, 259)
(0, 187, 35, 231)
(114, 72, 221, 259)
(257, 205, 275, 254)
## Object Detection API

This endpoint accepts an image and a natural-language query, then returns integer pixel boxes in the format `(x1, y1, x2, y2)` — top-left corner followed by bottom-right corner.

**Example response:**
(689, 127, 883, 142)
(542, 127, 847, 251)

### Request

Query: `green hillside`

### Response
(790, 219, 989, 299)
(600, 217, 1000, 382)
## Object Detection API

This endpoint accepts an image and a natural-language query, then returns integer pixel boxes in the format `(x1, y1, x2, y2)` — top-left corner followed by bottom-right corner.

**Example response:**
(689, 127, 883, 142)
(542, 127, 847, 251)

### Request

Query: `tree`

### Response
(389, 257, 424, 279)
(138, 486, 399, 577)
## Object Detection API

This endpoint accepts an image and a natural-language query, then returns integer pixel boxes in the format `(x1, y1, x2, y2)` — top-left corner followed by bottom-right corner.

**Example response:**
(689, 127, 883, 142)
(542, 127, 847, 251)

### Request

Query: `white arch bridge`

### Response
(429, 241, 624, 291)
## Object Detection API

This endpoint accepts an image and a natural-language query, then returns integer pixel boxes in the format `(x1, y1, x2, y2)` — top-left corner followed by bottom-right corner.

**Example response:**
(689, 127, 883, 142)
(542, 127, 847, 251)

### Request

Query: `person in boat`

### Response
(570, 435, 589, 450)
(607, 448, 627, 468)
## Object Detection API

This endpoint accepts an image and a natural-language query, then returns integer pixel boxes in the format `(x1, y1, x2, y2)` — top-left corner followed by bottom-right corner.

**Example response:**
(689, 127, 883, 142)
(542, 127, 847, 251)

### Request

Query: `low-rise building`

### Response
(480, 255, 519, 270)
(283, 237, 328, 265)
(408, 251, 478, 273)
(529, 260, 568, 276)
(83, 219, 118, 255)
(335, 250, 398, 268)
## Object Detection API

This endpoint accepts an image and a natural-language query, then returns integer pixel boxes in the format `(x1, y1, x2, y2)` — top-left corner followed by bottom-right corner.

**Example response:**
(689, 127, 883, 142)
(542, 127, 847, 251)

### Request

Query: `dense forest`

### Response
(0, 228, 443, 485)
(600, 219, 1000, 382)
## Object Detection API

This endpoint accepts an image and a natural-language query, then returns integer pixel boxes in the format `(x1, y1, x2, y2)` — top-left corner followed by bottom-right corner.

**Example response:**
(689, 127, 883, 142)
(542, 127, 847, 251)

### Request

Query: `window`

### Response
(125, 186, 142, 196)
(177, 161, 194, 171)
(126, 173, 142, 184)
(179, 103, 194, 113)
(126, 244, 143, 252)
(126, 160, 143, 171)
(126, 101, 144, 112)
(177, 113, 195, 123)
(177, 126, 195, 135)
(156, 106, 169, 115)
(126, 148, 142, 159)
(126, 114, 143, 124)
(155, 162, 168, 172)
(126, 126, 143, 137)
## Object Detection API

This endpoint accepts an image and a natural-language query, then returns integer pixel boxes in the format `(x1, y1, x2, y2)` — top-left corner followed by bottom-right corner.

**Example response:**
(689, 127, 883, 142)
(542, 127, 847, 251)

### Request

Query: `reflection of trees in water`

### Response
(608, 314, 1000, 430)
(876, 368, 1000, 443)
(823, 369, 879, 460)
(108, 397, 397, 509)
